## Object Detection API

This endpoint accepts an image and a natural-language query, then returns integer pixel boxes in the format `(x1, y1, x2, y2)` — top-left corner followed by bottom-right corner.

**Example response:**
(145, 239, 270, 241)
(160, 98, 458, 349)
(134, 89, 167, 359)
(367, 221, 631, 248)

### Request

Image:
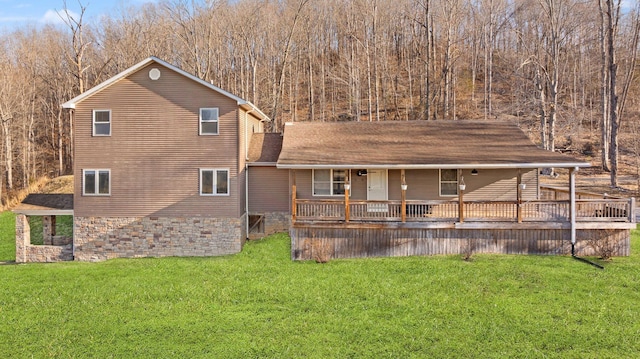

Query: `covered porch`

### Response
(13, 194, 74, 263)
(292, 170, 635, 224)
(288, 166, 636, 260)
(277, 121, 635, 260)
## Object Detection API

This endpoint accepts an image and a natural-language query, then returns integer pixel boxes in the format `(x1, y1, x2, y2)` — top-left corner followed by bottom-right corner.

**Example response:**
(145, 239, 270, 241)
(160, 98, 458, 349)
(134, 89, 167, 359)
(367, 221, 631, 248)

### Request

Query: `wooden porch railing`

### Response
(293, 198, 636, 223)
(540, 184, 623, 200)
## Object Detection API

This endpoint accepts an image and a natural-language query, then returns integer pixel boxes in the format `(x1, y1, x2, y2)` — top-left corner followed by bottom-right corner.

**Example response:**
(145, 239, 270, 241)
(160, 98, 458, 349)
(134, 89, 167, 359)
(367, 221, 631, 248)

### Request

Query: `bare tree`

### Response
(600, 0, 622, 186)
(2, 0, 640, 203)
(270, 0, 310, 129)
(59, 0, 92, 94)
(0, 42, 17, 192)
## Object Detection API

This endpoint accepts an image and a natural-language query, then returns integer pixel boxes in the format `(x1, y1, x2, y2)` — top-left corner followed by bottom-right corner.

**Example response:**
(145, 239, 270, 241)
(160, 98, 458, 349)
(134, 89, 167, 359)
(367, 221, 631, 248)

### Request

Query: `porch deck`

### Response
(294, 198, 636, 226)
(290, 196, 636, 260)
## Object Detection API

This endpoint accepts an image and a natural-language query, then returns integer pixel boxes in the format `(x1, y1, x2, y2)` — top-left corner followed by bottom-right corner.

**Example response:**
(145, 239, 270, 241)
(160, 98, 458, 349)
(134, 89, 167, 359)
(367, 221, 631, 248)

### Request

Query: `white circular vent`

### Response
(149, 68, 161, 80)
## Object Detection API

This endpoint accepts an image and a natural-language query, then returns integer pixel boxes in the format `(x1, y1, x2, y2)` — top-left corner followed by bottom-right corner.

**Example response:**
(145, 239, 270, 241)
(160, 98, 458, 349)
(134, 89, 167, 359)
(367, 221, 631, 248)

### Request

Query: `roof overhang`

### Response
(276, 163, 591, 170)
(240, 103, 271, 122)
(249, 162, 278, 167)
(12, 209, 74, 216)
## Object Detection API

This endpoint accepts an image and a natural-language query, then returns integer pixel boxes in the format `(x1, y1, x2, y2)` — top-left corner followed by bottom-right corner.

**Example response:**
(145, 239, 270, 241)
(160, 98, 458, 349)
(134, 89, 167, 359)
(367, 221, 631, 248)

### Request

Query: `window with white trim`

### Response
(313, 169, 347, 196)
(200, 108, 219, 135)
(439, 169, 458, 196)
(200, 169, 229, 195)
(83, 169, 111, 195)
(93, 110, 111, 136)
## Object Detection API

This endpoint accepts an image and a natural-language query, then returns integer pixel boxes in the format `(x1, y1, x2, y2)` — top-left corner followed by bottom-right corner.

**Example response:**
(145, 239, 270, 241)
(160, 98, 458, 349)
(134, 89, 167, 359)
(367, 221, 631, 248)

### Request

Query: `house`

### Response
(274, 120, 636, 260)
(12, 58, 636, 262)
(15, 56, 270, 262)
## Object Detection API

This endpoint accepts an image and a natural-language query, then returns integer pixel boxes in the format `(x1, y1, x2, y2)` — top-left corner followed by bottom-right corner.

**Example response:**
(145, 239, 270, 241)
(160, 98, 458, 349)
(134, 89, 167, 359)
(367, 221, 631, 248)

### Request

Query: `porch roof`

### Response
(13, 194, 74, 216)
(276, 120, 590, 169)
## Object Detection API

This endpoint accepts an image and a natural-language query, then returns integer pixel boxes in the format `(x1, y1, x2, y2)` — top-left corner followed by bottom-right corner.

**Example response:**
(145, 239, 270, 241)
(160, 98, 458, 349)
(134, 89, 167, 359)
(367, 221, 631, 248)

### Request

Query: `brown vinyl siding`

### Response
(74, 62, 241, 218)
(248, 166, 290, 212)
(239, 110, 247, 214)
(246, 114, 262, 137)
(463, 169, 537, 201)
(349, 171, 368, 200)
(402, 169, 537, 201)
(294, 168, 538, 201)
(239, 110, 266, 214)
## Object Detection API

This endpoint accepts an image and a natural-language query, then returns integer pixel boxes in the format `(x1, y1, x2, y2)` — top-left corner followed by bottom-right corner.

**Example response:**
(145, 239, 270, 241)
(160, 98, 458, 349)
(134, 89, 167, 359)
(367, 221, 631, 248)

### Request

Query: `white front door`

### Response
(367, 169, 388, 212)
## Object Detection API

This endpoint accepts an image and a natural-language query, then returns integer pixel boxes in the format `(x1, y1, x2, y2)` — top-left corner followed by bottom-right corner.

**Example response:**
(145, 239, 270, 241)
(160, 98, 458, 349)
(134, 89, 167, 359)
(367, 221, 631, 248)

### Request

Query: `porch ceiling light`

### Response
(471, 169, 478, 175)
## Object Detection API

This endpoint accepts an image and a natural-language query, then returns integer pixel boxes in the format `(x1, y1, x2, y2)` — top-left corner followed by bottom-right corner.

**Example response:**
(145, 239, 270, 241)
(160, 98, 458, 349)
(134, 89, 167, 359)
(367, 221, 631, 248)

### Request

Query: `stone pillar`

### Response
(15, 214, 30, 263)
(43, 216, 56, 245)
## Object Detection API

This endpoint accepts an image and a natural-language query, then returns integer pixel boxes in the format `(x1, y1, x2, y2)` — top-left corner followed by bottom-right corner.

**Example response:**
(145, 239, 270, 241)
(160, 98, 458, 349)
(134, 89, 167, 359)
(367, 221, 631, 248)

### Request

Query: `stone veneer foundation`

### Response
(73, 216, 246, 262)
(264, 212, 291, 235)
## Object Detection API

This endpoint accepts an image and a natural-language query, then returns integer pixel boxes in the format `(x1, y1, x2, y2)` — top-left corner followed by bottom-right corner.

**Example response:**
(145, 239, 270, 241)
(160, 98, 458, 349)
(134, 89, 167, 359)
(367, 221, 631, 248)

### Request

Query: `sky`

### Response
(0, 0, 636, 32)
(0, 0, 157, 32)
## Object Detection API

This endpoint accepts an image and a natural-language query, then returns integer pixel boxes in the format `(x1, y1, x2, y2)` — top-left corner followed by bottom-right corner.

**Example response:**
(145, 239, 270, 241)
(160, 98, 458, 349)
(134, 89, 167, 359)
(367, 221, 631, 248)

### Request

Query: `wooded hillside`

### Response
(1, 0, 639, 205)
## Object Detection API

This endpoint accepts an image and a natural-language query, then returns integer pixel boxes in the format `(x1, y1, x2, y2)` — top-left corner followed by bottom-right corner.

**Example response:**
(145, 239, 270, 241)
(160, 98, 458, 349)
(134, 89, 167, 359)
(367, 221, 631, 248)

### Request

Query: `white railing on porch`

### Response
(293, 198, 635, 223)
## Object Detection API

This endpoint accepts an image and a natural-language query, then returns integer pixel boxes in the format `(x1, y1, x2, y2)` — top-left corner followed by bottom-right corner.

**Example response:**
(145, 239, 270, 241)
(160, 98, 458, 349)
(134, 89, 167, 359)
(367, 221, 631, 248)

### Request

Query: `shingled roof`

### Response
(247, 133, 283, 164)
(13, 194, 74, 215)
(276, 120, 590, 169)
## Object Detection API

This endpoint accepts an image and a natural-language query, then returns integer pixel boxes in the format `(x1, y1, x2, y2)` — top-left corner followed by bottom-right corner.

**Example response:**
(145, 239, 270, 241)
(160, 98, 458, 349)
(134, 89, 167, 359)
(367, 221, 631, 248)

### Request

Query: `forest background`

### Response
(1, 0, 639, 208)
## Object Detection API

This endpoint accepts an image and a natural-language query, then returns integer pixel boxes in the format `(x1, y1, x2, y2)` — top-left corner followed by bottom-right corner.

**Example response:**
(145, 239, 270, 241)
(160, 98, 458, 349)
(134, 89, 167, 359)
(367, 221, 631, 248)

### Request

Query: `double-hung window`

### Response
(93, 110, 111, 136)
(439, 169, 458, 196)
(83, 169, 111, 195)
(313, 169, 347, 196)
(200, 169, 229, 195)
(200, 108, 219, 135)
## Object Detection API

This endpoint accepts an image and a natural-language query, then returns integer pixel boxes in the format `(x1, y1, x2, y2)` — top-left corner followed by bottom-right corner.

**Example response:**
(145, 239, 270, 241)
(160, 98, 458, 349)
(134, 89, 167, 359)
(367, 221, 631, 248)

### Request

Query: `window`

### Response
(200, 169, 229, 195)
(83, 169, 110, 195)
(93, 110, 111, 136)
(313, 169, 347, 196)
(439, 169, 458, 196)
(200, 108, 219, 135)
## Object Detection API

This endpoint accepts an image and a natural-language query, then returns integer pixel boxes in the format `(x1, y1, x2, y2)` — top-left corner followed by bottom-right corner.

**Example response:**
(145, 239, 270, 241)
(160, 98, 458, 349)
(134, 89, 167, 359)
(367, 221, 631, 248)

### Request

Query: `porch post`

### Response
(517, 169, 523, 223)
(15, 214, 29, 263)
(345, 170, 350, 222)
(458, 169, 464, 223)
(292, 170, 297, 224)
(401, 169, 406, 223)
(43, 215, 55, 245)
(570, 167, 577, 254)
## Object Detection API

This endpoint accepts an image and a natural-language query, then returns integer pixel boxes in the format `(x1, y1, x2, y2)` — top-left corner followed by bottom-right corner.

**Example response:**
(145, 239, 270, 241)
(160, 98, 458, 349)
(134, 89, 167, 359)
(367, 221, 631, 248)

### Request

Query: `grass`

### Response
(27, 215, 74, 245)
(0, 211, 16, 261)
(1, 213, 639, 357)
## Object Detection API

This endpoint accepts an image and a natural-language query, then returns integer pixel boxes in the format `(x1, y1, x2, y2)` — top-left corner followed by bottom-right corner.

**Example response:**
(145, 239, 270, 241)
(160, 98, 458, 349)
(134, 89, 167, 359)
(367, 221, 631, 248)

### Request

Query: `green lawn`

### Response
(27, 215, 74, 245)
(0, 211, 16, 261)
(0, 212, 639, 358)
